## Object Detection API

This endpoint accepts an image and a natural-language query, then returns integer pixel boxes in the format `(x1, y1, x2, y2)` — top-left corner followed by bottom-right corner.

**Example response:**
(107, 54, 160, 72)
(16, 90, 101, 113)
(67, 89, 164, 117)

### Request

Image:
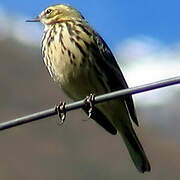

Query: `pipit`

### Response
(27, 4, 151, 172)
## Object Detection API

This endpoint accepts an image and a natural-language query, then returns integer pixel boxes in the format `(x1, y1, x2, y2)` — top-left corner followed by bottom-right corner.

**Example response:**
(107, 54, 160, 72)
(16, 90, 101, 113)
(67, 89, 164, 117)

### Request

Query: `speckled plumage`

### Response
(29, 4, 151, 172)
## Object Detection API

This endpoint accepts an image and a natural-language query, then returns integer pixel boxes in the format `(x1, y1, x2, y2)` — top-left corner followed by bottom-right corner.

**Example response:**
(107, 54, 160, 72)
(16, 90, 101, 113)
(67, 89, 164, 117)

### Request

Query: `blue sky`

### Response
(1, 0, 180, 107)
(1, 0, 180, 48)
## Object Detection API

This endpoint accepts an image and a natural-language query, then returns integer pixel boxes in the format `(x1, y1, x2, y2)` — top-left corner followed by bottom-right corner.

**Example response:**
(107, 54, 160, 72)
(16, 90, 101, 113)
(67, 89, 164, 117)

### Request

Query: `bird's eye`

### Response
(46, 9, 52, 14)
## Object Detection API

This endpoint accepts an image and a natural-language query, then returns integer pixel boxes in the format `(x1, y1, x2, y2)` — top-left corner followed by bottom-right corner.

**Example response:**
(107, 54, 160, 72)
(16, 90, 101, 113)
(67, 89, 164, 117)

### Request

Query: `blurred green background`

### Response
(0, 1, 180, 180)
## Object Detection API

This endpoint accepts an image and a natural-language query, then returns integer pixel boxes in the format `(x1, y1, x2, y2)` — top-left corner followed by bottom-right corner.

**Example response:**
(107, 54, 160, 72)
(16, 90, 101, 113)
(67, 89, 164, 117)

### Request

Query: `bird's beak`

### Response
(26, 16, 40, 22)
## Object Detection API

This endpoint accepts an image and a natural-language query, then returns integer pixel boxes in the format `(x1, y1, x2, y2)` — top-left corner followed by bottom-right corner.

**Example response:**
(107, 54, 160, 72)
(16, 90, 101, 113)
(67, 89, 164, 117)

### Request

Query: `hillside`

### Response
(0, 38, 180, 180)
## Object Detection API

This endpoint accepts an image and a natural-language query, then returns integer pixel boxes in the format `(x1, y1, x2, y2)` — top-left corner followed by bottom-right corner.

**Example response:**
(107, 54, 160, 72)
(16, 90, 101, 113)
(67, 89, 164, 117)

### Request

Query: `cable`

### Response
(0, 76, 180, 131)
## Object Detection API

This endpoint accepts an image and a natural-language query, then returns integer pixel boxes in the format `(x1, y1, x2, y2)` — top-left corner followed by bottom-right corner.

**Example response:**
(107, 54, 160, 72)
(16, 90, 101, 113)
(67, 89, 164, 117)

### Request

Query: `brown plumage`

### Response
(27, 4, 151, 172)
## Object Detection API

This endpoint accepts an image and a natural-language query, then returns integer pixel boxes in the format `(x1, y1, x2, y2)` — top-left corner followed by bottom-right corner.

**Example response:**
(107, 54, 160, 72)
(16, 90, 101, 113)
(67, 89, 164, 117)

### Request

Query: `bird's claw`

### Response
(84, 93, 96, 118)
(55, 101, 66, 126)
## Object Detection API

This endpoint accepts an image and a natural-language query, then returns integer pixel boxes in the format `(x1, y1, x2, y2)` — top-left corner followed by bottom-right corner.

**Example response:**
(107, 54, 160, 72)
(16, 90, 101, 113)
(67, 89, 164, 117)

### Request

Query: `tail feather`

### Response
(96, 100, 150, 172)
(120, 127, 151, 173)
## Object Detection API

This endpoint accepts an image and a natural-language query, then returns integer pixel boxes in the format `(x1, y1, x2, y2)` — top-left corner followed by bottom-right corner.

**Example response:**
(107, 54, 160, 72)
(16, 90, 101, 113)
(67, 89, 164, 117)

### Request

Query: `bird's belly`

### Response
(61, 66, 107, 101)
(50, 59, 107, 100)
(43, 33, 109, 100)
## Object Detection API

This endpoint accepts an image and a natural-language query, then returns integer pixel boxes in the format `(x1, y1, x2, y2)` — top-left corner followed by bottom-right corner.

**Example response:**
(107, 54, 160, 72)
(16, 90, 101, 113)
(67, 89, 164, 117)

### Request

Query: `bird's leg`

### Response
(55, 101, 66, 126)
(84, 93, 96, 118)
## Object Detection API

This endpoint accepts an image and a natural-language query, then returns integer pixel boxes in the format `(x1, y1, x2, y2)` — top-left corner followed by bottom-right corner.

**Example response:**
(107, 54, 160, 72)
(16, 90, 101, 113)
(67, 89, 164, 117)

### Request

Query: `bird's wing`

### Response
(91, 32, 139, 126)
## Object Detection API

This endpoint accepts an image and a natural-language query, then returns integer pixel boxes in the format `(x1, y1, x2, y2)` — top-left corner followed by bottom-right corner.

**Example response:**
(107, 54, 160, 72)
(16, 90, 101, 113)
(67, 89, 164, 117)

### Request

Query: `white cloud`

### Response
(116, 36, 180, 106)
(12, 15, 42, 46)
(0, 6, 42, 46)
(1, 5, 180, 106)
(0, 6, 11, 40)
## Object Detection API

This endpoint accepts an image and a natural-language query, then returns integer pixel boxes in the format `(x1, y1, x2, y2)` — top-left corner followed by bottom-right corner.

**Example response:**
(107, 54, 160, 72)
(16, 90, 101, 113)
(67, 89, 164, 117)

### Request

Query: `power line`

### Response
(0, 76, 180, 131)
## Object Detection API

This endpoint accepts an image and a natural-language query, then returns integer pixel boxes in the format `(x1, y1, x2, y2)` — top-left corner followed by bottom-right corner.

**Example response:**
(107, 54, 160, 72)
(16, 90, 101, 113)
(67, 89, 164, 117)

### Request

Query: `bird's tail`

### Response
(120, 126, 151, 173)
(96, 100, 150, 172)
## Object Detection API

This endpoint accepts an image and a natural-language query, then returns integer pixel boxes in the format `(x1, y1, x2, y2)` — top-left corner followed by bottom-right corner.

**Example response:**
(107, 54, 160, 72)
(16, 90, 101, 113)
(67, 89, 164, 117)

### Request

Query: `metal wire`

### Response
(0, 76, 180, 131)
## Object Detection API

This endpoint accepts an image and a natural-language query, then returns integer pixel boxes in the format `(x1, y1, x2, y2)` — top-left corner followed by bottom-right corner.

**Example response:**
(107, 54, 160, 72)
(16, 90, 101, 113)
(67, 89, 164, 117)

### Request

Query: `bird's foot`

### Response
(55, 101, 66, 126)
(84, 93, 96, 118)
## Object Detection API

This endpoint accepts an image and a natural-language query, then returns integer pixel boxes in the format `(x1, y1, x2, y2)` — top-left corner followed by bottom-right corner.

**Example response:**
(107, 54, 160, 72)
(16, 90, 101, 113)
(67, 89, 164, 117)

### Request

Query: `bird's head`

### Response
(26, 4, 84, 25)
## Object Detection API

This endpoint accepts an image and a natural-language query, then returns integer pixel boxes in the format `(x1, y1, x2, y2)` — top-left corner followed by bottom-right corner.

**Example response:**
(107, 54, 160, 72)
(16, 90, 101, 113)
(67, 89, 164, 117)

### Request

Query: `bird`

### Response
(27, 4, 151, 173)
